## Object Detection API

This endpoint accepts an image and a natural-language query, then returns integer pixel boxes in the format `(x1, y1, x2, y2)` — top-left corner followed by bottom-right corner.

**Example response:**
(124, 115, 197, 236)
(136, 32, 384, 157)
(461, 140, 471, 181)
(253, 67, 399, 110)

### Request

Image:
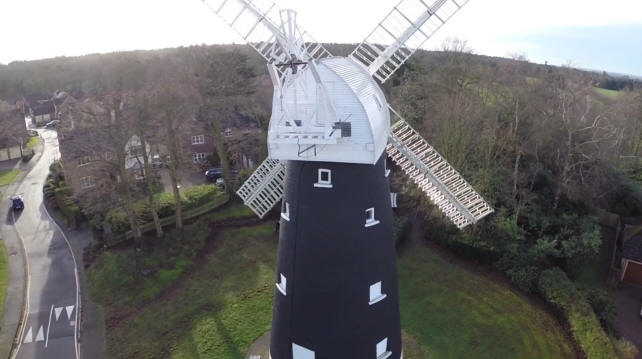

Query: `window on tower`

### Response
(281, 202, 290, 221)
(376, 338, 392, 359)
(276, 273, 287, 296)
(365, 208, 380, 227)
(292, 343, 315, 359)
(314, 168, 333, 188)
(384, 159, 390, 177)
(369, 281, 387, 305)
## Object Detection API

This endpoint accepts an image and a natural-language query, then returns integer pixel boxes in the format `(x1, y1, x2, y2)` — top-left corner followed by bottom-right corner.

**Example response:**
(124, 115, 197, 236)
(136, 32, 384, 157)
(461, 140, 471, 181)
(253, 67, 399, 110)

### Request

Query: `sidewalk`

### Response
(0, 136, 45, 358)
(60, 225, 106, 359)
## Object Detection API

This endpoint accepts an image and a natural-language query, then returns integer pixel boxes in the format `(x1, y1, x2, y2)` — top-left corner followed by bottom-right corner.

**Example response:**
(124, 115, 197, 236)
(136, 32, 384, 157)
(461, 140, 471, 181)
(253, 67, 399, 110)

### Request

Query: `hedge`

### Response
(106, 185, 221, 234)
(53, 187, 82, 229)
(538, 268, 620, 359)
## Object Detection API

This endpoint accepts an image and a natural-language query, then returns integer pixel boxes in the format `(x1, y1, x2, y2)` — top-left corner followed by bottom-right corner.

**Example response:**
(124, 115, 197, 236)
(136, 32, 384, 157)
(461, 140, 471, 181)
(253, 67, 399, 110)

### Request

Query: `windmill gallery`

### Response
(202, 0, 494, 357)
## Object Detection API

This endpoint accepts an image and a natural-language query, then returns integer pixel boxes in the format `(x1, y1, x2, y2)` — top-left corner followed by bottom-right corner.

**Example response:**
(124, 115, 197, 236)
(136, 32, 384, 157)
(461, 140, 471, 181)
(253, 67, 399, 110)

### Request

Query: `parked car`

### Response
(45, 120, 60, 128)
(215, 177, 226, 189)
(205, 168, 224, 182)
(11, 195, 24, 211)
(152, 154, 167, 168)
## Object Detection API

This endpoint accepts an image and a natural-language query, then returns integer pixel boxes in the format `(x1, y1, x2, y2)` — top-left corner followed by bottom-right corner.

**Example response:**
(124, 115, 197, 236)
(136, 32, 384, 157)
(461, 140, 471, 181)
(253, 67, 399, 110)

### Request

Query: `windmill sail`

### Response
(201, 0, 331, 70)
(236, 158, 286, 218)
(386, 107, 493, 228)
(350, 0, 469, 83)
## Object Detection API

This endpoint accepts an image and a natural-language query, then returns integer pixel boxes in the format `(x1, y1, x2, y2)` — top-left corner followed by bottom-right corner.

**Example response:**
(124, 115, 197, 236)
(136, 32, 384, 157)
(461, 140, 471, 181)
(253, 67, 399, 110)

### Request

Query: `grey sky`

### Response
(1, 0, 641, 76)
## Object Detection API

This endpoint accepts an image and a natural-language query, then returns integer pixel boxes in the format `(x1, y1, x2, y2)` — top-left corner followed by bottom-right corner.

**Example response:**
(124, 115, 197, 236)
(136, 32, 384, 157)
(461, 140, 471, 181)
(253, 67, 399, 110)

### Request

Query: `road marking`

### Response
(43, 204, 80, 359)
(55, 307, 63, 321)
(35, 326, 44, 342)
(22, 327, 32, 344)
(65, 305, 74, 320)
(45, 304, 53, 347)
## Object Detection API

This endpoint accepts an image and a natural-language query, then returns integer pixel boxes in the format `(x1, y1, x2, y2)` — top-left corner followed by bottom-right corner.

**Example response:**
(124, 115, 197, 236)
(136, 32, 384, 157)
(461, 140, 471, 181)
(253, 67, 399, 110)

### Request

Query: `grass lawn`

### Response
(89, 223, 278, 359)
(25, 136, 38, 149)
(594, 87, 621, 99)
(398, 240, 576, 359)
(0, 169, 20, 187)
(89, 209, 576, 359)
(0, 240, 8, 320)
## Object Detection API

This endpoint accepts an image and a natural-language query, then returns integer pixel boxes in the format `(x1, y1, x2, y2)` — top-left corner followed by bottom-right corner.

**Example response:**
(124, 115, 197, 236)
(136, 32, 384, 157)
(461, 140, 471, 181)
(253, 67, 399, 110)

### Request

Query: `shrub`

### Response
(538, 268, 619, 359)
(392, 215, 411, 246)
(54, 187, 82, 229)
(21, 149, 34, 162)
(505, 265, 540, 293)
(583, 287, 619, 336)
(106, 185, 221, 234)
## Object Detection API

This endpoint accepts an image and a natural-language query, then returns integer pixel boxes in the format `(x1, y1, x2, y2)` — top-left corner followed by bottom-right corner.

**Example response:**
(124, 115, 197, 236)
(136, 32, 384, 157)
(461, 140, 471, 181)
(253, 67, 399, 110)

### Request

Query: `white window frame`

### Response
(135, 170, 145, 181)
(292, 343, 315, 359)
(276, 273, 287, 296)
(192, 152, 207, 163)
(390, 193, 398, 208)
(78, 155, 91, 167)
(365, 207, 380, 227)
(314, 168, 333, 188)
(376, 338, 392, 359)
(281, 202, 290, 221)
(79, 176, 95, 189)
(191, 135, 205, 145)
(369, 281, 387, 305)
(384, 159, 390, 177)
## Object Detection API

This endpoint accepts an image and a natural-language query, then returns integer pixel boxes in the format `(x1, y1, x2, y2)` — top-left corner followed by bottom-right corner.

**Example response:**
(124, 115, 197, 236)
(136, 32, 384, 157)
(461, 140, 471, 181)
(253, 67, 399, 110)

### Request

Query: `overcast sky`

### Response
(1, 0, 641, 76)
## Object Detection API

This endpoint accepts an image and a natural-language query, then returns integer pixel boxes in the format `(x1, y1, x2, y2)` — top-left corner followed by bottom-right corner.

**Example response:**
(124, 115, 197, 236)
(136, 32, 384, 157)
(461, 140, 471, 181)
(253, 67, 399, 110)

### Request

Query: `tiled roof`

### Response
(623, 235, 642, 262)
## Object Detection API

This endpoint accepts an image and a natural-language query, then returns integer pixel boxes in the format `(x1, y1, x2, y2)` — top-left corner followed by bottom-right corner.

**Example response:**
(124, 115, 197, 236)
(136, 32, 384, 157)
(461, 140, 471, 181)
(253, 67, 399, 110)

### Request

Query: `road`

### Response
(7, 129, 79, 359)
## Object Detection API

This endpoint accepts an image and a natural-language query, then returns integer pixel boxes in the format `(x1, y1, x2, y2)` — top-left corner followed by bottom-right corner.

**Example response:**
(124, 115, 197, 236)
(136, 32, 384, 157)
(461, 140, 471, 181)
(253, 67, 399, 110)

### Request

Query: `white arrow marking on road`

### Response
(55, 307, 63, 321)
(23, 327, 33, 343)
(65, 305, 74, 320)
(35, 326, 44, 342)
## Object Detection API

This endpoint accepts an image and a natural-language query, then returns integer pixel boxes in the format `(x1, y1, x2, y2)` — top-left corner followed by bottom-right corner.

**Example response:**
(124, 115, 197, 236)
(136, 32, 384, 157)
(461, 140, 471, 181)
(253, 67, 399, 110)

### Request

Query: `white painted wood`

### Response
(369, 282, 387, 305)
(350, 0, 470, 83)
(376, 338, 392, 359)
(292, 343, 315, 359)
(276, 274, 287, 296)
(236, 158, 286, 218)
(268, 57, 390, 164)
(387, 111, 493, 228)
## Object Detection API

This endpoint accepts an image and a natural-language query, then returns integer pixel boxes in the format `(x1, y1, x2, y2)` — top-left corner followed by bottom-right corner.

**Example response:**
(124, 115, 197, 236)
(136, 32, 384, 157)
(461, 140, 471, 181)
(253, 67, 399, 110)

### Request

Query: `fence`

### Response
(0, 146, 22, 162)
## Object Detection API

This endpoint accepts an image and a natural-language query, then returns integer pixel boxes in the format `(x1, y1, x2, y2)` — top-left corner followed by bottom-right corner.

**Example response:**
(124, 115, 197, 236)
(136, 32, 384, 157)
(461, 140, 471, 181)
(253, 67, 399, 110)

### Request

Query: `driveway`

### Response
(159, 168, 208, 193)
(615, 283, 642, 358)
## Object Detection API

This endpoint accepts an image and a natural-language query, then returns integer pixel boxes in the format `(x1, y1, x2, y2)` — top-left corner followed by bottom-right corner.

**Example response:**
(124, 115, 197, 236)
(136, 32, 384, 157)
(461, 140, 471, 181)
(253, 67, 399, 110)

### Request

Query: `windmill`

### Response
(200, 0, 493, 357)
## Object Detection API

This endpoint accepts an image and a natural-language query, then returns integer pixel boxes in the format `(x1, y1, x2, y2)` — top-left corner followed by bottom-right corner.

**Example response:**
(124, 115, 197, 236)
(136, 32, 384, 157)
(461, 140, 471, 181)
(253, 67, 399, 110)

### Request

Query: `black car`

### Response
(11, 195, 24, 211)
(205, 168, 224, 182)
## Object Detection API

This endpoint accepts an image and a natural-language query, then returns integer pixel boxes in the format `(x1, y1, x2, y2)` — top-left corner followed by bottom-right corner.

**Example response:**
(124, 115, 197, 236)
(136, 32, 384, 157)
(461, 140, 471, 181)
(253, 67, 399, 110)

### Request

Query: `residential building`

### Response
(0, 101, 28, 162)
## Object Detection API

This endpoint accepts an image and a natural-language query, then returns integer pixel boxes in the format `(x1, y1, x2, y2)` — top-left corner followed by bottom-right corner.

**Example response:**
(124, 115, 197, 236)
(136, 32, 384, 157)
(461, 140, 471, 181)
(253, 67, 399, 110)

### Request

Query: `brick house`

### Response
(0, 101, 28, 162)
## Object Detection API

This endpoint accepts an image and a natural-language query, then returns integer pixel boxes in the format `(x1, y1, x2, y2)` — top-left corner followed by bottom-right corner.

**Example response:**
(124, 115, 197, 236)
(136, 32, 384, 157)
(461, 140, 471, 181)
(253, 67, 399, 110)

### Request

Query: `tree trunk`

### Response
(210, 107, 233, 196)
(138, 128, 163, 238)
(166, 127, 183, 230)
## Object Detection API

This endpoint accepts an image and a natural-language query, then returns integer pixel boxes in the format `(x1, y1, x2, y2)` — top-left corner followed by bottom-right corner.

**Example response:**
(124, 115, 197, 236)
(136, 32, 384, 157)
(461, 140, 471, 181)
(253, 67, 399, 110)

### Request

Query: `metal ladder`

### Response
(236, 158, 286, 218)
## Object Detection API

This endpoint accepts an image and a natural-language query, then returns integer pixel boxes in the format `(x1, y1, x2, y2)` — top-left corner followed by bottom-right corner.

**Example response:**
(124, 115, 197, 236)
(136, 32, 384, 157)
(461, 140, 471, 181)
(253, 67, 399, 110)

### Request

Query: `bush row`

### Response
(537, 268, 622, 359)
(106, 185, 221, 234)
